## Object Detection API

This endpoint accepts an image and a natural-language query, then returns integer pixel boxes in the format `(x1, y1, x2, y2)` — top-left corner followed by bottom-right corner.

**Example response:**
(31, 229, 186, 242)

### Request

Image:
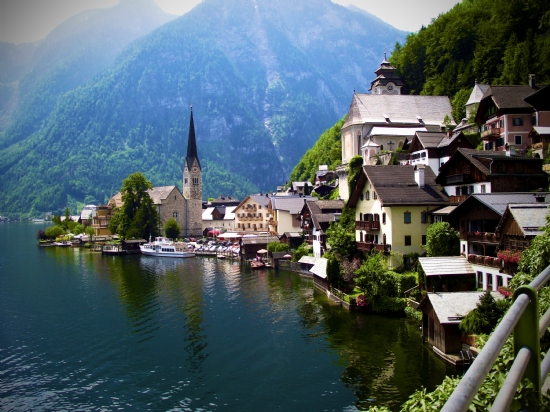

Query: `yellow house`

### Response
(233, 194, 272, 234)
(348, 165, 449, 266)
(91, 205, 113, 236)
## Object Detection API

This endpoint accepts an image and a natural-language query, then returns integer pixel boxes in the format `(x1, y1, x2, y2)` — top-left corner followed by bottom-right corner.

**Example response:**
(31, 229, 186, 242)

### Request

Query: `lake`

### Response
(0, 223, 454, 411)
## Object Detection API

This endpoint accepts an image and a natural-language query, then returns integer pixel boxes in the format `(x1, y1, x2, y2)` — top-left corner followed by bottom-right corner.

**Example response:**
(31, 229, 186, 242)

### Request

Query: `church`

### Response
(109, 106, 203, 237)
(338, 55, 455, 200)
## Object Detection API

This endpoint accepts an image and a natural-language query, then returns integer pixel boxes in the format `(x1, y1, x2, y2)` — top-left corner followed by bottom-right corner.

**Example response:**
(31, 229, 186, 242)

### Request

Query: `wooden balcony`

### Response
(467, 254, 503, 268)
(356, 220, 380, 231)
(357, 242, 391, 253)
(463, 232, 501, 243)
(449, 195, 469, 204)
(446, 174, 473, 184)
(481, 128, 501, 139)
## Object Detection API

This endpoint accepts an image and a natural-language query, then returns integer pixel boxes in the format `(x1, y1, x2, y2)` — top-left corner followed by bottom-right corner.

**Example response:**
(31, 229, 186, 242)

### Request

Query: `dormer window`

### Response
(416, 115, 424, 124)
(383, 114, 390, 123)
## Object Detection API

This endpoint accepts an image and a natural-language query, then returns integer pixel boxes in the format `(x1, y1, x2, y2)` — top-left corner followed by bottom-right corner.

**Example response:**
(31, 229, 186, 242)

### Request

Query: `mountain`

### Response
(0, 0, 174, 141)
(0, 0, 406, 216)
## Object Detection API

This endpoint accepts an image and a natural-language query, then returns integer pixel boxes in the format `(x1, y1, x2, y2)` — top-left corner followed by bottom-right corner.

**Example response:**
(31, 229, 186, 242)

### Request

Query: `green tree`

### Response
(164, 218, 181, 239)
(459, 290, 508, 335)
(354, 252, 388, 299)
(267, 241, 289, 252)
(292, 242, 311, 262)
(111, 172, 160, 239)
(425, 221, 460, 257)
(45, 225, 65, 239)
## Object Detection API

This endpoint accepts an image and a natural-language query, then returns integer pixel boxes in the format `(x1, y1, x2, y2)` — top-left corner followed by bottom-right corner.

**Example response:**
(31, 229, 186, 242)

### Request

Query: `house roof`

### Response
(498, 203, 550, 236)
(480, 85, 542, 111)
(310, 258, 328, 279)
(348, 165, 448, 207)
(465, 83, 490, 106)
(436, 148, 543, 183)
(305, 199, 344, 230)
(343, 94, 454, 129)
(419, 256, 475, 277)
(270, 196, 316, 214)
(147, 186, 180, 204)
(451, 192, 550, 217)
(298, 256, 318, 265)
(241, 236, 279, 245)
(281, 232, 302, 238)
(419, 292, 503, 324)
(430, 205, 458, 215)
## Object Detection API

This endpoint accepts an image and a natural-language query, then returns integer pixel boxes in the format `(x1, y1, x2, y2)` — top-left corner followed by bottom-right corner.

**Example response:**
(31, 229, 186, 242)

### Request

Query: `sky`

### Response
(0, 0, 460, 45)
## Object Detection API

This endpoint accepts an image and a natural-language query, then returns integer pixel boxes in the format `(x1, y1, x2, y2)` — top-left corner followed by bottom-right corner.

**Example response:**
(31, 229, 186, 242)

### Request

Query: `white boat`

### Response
(139, 237, 195, 258)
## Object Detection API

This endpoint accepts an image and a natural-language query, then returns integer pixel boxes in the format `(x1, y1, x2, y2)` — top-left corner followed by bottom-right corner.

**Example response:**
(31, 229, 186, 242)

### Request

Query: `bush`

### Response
(459, 290, 507, 335)
(405, 305, 422, 324)
(292, 242, 312, 262)
(45, 225, 64, 239)
(164, 218, 181, 239)
(267, 242, 289, 252)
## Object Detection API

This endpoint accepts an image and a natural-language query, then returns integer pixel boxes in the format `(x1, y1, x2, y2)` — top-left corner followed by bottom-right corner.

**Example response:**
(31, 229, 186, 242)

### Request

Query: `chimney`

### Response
(529, 74, 536, 89)
(414, 164, 425, 188)
(534, 192, 546, 203)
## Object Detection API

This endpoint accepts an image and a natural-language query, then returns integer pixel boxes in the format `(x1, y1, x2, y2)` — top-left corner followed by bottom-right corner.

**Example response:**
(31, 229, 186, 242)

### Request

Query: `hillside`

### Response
(0, 0, 174, 142)
(0, 0, 406, 216)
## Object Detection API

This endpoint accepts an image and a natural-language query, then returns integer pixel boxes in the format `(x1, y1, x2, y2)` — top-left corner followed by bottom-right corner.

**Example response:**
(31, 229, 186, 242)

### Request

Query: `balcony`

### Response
(467, 254, 503, 269)
(446, 174, 473, 185)
(357, 242, 391, 253)
(267, 219, 278, 227)
(449, 195, 469, 204)
(355, 220, 380, 231)
(463, 232, 501, 243)
(481, 128, 501, 140)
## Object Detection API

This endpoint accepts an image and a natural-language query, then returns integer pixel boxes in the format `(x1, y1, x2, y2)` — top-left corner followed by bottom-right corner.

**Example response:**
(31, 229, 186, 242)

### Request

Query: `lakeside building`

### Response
(109, 107, 203, 237)
(337, 56, 454, 201)
(347, 164, 449, 267)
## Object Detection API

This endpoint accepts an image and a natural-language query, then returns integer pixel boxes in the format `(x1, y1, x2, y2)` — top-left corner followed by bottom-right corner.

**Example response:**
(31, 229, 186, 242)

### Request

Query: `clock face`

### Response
(193, 167, 198, 172)
(387, 83, 395, 93)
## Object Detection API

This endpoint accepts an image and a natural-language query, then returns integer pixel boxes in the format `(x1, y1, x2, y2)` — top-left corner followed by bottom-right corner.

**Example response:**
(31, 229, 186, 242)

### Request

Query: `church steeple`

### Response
(369, 53, 404, 95)
(186, 105, 200, 169)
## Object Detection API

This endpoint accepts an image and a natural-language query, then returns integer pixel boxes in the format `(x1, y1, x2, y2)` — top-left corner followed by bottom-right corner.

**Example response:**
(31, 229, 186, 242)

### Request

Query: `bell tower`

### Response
(369, 52, 404, 95)
(183, 105, 202, 235)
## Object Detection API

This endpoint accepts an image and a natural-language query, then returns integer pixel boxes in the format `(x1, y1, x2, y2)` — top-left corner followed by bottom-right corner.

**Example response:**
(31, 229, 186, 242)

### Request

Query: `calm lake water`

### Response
(0, 223, 454, 411)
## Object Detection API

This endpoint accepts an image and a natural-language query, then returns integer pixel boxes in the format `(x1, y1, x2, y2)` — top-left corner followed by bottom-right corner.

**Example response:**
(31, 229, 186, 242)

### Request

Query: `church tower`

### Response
(369, 53, 404, 95)
(183, 105, 202, 236)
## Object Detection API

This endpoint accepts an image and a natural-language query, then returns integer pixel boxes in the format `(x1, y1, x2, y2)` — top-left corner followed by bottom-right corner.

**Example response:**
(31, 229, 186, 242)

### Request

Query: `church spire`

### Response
(186, 105, 200, 169)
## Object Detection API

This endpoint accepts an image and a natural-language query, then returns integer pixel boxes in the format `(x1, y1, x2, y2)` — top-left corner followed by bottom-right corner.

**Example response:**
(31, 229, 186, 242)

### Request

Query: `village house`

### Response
(406, 130, 475, 175)
(418, 256, 476, 293)
(267, 196, 316, 236)
(435, 147, 547, 202)
(91, 204, 113, 236)
(337, 56, 454, 201)
(299, 199, 344, 257)
(476, 75, 548, 152)
(233, 194, 271, 234)
(444, 192, 550, 290)
(347, 164, 448, 266)
(418, 291, 503, 364)
(202, 205, 236, 234)
(525, 85, 550, 159)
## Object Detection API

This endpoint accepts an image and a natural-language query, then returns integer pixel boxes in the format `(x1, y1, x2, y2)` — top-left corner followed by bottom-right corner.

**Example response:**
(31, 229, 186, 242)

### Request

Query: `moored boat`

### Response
(140, 237, 195, 258)
(250, 260, 265, 269)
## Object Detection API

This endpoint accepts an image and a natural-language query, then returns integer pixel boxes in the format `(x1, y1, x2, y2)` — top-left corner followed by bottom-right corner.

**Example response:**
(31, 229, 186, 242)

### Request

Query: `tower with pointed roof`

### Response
(369, 53, 404, 95)
(183, 105, 203, 236)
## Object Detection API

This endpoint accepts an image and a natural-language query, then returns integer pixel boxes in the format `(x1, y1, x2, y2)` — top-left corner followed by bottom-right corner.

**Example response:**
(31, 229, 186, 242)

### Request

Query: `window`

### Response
(481, 184, 486, 193)
(421, 212, 428, 224)
(404, 211, 411, 224)
(515, 135, 522, 145)
(434, 215, 443, 223)
(404, 235, 412, 246)
(382, 213, 386, 224)
(373, 191, 377, 200)
(359, 213, 363, 221)
(422, 235, 426, 245)
(192, 177, 199, 185)
(365, 191, 370, 200)
(532, 115, 537, 126)
(477, 272, 483, 289)
(485, 142, 493, 150)
(185, 178, 188, 184)
(173, 212, 178, 218)
(499, 119, 504, 128)
(496, 137, 504, 148)
(512, 117, 523, 126)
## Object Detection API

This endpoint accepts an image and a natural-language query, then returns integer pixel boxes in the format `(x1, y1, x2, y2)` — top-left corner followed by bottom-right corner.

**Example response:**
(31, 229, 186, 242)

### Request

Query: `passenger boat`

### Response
(139, 237, 195, 258)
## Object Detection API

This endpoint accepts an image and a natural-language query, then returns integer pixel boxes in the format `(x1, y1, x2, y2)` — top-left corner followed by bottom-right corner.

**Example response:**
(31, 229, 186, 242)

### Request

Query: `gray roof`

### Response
(466, 83, 490, 106)
(481, 85, 542, 110)
(507, 204, 549, 236)
(310, 258, 328, 279)
(298, 256, 318, 265)
(305, 199, 344, 230)
(350, 165, 448, 207)
(281, 232, 302, 238)
(421, 292, 503, 324)
(241, 236, 279, 245)
(147, 186, 180, 204)
(248, 194, 272, 207)
(430, 205, 457, 215)
(343, 94, 454, 129)
(271, 196, 316, 214)
(419, 256, 475, 277)
(462, 193, 550, 216)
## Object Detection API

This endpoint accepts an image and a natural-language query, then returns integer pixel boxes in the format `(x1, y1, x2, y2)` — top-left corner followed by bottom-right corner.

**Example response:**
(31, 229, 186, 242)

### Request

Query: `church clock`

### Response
(387, 83, 395, 93)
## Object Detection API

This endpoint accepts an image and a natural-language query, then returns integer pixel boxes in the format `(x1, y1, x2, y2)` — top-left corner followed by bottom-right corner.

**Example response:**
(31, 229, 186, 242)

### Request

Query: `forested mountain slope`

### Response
(0, 0, 406, 216)
(0, 0, 174, 146)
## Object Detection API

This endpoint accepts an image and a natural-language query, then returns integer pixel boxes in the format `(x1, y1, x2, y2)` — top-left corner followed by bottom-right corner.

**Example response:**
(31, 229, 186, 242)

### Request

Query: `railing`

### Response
(481, 128, 501, 139)
(330, 287, 352, 304)
(442, 264, 550, 412)
(356, 242, 391, 253)
(464, 232, 501, 243)
(449, 195, 469, 204)
(467, 254, 503, 268)
(356, 220, 380, 231)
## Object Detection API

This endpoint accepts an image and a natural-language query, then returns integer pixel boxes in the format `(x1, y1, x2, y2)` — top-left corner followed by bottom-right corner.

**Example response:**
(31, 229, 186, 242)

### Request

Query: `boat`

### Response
(102, 244, 125, 255)
(54, 241, 72, 247)
(217, 254, 226, 259)
(139, 237, 195, 258)
(250, 260, 265, 269)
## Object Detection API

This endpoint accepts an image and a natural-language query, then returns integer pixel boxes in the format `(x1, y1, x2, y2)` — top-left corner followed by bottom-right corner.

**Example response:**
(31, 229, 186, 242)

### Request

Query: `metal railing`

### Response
(442, 264, 550, 412)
